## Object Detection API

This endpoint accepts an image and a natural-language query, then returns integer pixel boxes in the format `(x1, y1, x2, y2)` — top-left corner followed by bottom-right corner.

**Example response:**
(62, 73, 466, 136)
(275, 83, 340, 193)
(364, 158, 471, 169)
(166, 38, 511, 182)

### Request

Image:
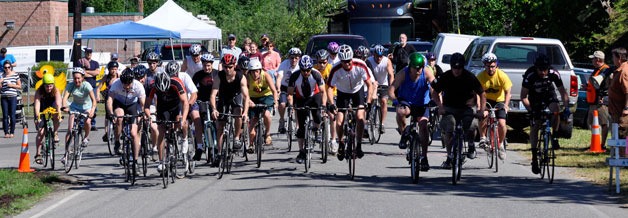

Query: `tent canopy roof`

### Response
(137, 0, 222, 40)
(73, 21, 181, 40)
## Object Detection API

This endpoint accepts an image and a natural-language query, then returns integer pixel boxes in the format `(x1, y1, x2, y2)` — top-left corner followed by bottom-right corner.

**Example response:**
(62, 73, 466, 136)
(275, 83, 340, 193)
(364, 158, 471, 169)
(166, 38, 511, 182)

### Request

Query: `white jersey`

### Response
(328, 55, 340, 66)
(329, 59, 373, 94)
(108, 79, 146, 105)
(184, 57, 203, 78)
(367, 56, 390, 85)
(177, 72, 198, 99)
(278, 60, 300, 87)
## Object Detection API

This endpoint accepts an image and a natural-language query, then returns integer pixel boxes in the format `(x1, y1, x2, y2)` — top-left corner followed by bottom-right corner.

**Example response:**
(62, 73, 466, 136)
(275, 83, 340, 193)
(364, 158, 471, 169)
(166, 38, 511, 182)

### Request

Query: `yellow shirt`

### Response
(315, 63, 336, 95)
(476, 68, 512, 102)
(248, 70, 273, 98)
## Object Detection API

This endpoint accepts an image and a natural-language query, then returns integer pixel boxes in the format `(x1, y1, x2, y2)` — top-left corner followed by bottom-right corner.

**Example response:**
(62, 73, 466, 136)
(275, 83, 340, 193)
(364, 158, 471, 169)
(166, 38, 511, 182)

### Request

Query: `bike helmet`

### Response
(189, 44, 202, 56)
(200, 53, 214, 62)
(373, 45, 386, 56)
(408, 52, 426, 68)
(43, 74, 55, 84)
(315, 49, 329, 61)
(534, 54, 551, 68)
(450, 52, 465, 69)
(288, 47, 302, 56)
(238, 55, 250, 70)
(247, 59, 263, 71)
(154, 72, 170, 92)
(299, 55, 314, 70)
(337, 44, 353, 61)
(146, 52, 160, 61)
(107, 61, 119, 69)
(165, 61, 180, 77)
(355, 46, 370, 59)
(327, 42, 340, 54)
(120, 68, 135, 84)
(133, 66, 146, 79)
(221, 53, 237, 65)
(426, 52, 436, 60)
(482, 52, 498, 63)
(72, 67, 85, 75)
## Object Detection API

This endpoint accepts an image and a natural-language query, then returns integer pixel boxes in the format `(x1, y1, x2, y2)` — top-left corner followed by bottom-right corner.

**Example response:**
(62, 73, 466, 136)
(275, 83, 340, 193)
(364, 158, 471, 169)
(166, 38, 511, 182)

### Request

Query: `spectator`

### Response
(78, 48, 100, 131)
(241, 37, 252, 53)
(0, 60, 21, 138)
(261, 41, 281, 83)
(221, 34, 242, 60)
(260, 34, 270, 53)
(390, 33, 416, 72)
(248, 42, 262, 61)
(608, 47, 628, 144)
(0, 48, 17, 73)
(586, 50, 612, 150)
(109, 53, 125, 75)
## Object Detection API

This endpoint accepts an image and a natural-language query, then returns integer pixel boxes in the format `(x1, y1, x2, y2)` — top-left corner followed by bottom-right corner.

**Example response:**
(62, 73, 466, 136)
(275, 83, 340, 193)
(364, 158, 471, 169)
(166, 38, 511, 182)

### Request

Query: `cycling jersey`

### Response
(328, 59, 373, 94)
(476, 68, 512, 102)
(397, 67, 430, 107)
(278, 60, 300, 87)
(367, 56, 391, 86)
(65, 81, 93, 111)
(314, 63, 336, 95)
(148, 77, 186, 111)
(177, 72, 198, 98)
(432, 69, 484, 109)
(107, 79, 146, 106)
(522, 67, 563, 104)
(184, 57, 203, 78)
(288, 69, 324, 99)
(192, 69, 216, 102)
(248, 70, 273, 98)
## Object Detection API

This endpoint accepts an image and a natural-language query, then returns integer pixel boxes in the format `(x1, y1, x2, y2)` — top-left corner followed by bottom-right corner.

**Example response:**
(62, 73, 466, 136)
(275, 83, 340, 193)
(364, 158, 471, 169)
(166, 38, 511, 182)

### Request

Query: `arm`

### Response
(181, 60, 188, 72)
(210, 77, 220, 119)
(88, 89, 97, 116)
(189, 92, 198, 106)
(240, 76, 250, 119)
(34, 92, 41, 119)
(521, 87, 531, 111)
(275, 71, 283, 93)
(503, 87, 511, 112)
(388, 70, 405, 101)
(62, 89, 70, 111)
(106, 95, 113, 115)
(266, 72, 279, 105)
(365, 78, 374, 105)
(179, 93, 189, 122)
(387, 60, 395, 85)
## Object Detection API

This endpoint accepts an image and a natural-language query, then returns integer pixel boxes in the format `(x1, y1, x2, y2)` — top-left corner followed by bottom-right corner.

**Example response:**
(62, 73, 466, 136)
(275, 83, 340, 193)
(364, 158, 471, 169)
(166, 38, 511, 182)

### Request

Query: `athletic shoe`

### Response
(551, 138, 560, 150)
(157, 163, 164, 173)
(233, 139, 242, 150)
(193, 148, 203, 161)
(265, 136, 272, 145)
(478, 137, 488, 150)
(114, 141, 122, 155)
(441, 157, 452, 169)
(379, 126, 385, 134)
(81, 138, 90, 148)
(278, 120, 286, 134)
(330, 140, 339, 154)
(498, 144, 506, 160)
(91, 126, 97, 131)
(337, 142, 345, 161)
(102, 134, 108, 142)
(296, 150, 306, 164)
(531, 160, 540, 174)
(466, 143, 477, 159)
(356, 145, 364, 159)
(420, 157, 430, 172)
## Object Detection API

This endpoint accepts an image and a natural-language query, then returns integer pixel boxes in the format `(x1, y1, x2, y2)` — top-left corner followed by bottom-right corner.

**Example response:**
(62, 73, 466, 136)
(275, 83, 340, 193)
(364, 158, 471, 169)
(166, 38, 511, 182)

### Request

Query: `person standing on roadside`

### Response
(608, 47, 628, 152)
(261, 41, 281, 82)
(0, 48, 17, 73)
(248, 42, 263, 61)
(586, 50, 612, 150)
(78, 48, 100, 131)
(222, 34, 243, 60)
(390, 33, 416, 72)
(0, 60, 21, 138)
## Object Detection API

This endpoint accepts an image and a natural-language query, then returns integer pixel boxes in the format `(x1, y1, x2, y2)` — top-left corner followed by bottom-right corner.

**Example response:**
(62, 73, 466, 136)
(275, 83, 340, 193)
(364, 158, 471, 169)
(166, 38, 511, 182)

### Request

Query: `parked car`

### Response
(305, 34, 369, 58)
(574, 68, 593, 128)
(431, 33, 479, 72)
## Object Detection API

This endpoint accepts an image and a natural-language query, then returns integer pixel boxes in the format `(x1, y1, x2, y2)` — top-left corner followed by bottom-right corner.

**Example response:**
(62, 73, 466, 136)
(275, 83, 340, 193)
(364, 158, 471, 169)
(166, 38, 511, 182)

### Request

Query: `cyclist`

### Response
(192, 53, 218, 160)
(100, 61, 120, 142)
(181, 44, 204, 78)
(388, 52, 435, 171)
(314, 49, 339, 154)
(367, 44, 395, 134)
(106, 69, 146, 162)
(327, 42, 341, 66)
(430, 53, 486, 168)
(276, 47, 302, 134)
(210, 54, 250, 154)
(521, 54, 570, 174)
(237, 55, 250, 73)
(327, 45, 375, 160)
(144, 71, 188, 173)
(140, 54, 162, 153)
(287, 55, 327, 163)
(61, 67, 97, 163)
(165, 61, 199, 161)
(33, 74, 62, 164)
(476, 53, 511, 160)
(426, 52, 444, 79)
(247, 58, 278, 147)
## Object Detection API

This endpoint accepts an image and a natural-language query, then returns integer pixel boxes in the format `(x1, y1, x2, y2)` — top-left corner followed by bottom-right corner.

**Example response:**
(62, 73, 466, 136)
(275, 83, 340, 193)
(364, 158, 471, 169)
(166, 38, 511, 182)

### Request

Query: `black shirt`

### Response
(522, 66, 563, 101)
(392, 44, 416, 70)
(217, 70, 243, 100)
(193, 69, 217, 102)
(432, 69, 484, 109)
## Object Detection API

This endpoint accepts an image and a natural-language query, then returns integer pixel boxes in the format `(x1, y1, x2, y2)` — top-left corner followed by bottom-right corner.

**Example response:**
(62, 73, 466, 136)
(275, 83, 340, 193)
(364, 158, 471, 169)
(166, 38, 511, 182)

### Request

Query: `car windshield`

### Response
(468, 43, 570, 70)
(307, 37, 368, 56)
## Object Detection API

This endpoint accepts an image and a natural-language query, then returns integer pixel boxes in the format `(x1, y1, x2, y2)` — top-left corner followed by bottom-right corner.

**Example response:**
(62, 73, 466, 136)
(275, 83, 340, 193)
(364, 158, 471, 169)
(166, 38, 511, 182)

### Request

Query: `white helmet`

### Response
(482, 52, 498, 63)
(288, 47, 302, 56)
(189, 44, 202, 56)
(165, 61, 180, 77)
(247, 59, 263, 70)
(72, 67, 85, 75)
(154, 72, 170, 92)
(338, 44, 353, 61)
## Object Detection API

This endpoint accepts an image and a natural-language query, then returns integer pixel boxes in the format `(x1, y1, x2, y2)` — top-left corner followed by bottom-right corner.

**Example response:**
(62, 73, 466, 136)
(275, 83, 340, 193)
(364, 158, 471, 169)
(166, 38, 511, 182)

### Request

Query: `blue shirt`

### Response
(0, 54, 16, 73)
(398, 67, 431, 107)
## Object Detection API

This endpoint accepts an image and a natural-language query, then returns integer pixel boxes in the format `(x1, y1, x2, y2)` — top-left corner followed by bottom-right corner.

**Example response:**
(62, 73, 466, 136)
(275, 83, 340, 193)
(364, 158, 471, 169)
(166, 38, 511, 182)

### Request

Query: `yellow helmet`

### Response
(43, 74, 55, 84)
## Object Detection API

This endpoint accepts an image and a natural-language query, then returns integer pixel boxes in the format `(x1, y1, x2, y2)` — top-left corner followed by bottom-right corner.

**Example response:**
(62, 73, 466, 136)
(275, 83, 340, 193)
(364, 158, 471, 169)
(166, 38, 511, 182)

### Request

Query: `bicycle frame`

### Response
(64, 111, 88, 173)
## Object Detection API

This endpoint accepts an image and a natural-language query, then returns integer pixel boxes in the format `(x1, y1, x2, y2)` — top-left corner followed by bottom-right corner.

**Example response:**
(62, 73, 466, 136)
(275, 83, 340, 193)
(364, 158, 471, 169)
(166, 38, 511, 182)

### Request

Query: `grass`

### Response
(0, 169, 57, 216)
(508, 127, 628, 203)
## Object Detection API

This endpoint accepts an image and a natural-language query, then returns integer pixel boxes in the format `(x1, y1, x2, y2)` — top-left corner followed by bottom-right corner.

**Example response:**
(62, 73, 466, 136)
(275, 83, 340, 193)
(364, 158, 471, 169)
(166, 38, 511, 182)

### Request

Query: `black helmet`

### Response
(133, 66, 147, 79)
(534, 54, 551, 69)
(120, 68, 135, 84)
(238, 56, 250, 70)
(450, 52, 465, 69)
(107, 61, 119, 69)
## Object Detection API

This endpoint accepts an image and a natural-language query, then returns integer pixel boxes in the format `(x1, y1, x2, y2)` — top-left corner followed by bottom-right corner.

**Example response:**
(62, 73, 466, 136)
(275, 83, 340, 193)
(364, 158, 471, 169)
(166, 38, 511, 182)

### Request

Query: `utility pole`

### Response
(72, 0, 82, 67)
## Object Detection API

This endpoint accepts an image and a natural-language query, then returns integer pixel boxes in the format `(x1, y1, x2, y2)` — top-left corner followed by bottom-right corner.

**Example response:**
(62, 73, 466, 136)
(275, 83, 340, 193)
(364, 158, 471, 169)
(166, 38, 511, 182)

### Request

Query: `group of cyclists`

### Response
(32, 38, 572, 179)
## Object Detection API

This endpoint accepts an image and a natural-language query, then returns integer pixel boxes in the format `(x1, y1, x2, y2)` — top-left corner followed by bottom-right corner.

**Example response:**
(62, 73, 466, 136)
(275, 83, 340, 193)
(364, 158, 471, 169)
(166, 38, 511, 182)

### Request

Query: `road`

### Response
(0, 109, 625, 217)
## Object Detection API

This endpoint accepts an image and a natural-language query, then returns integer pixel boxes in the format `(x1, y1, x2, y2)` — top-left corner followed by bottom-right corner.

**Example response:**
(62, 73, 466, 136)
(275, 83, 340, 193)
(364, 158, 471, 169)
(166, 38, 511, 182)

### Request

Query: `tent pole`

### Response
(170, 38, 175, 61)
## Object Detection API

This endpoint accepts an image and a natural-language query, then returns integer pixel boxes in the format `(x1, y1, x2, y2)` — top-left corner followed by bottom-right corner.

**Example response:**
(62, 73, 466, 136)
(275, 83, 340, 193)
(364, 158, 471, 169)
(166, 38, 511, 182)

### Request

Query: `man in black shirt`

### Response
(431, 53, 486, 168)
(390, 33, 416, 72)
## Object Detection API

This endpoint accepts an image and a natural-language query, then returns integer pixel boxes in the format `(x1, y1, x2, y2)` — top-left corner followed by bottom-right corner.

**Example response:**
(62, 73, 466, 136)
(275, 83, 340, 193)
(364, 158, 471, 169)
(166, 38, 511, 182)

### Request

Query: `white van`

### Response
(431, 33, 479, 72)
(7, 45, 75, 73)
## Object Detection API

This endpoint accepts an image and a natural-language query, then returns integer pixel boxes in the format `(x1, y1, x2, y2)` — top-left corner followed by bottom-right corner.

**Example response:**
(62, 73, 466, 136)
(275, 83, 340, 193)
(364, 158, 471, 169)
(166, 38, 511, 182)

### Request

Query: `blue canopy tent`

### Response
(73, 21, 181, 39)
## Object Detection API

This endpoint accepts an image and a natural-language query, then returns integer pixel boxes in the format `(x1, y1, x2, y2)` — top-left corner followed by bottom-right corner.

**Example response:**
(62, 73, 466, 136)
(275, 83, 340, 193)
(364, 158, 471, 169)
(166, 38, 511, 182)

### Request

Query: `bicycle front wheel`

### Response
(347, 136, 356, 180)
(493, 127, 499, 173)
(64, 133, 76, 173)
(548, 142, 555, 184)
(375, 105, 383, 143)
(43, 130, 51, 169)
(256, 124, 263, 168)
(106, 121, 114, 156)
(452, 135, 462, 185)
(486, 127, 495, 169)
(539, 132, 547, 179)
(141, 128, 150, 177)
(321, 118, 329, 163)
(410, 134, 420, 184)
(368, 108, 376, 145)
(287, 112, 294, 152)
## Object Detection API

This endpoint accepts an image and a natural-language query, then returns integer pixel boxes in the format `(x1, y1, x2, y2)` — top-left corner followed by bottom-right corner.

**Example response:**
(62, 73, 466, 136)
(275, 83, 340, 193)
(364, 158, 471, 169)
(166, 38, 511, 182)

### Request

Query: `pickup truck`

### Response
(305, 34, 369, 57)
(463, 36, 578, 137)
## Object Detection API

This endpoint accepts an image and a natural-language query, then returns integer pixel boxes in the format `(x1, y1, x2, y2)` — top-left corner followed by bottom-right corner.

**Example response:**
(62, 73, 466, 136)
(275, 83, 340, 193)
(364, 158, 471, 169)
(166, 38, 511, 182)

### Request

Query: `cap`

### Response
(588, 50, 605, 60)
(261, 34, 269, 40)
(130, 57, 139, 62)
(111, 53, 118, 59)
(84, 47, 93, 53)
(228, 34, 236, 40)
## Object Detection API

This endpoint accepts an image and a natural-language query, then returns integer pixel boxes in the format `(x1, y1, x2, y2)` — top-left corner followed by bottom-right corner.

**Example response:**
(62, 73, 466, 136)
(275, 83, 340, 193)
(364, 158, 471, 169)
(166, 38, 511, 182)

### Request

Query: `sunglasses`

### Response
(341, 60, 351, 64)
(3, 67, 10, 69)
(485, 65, 497, 69)
(148, 61, 158, 65)
(223, 65, 235, 69)
(318, 61, 328, 64)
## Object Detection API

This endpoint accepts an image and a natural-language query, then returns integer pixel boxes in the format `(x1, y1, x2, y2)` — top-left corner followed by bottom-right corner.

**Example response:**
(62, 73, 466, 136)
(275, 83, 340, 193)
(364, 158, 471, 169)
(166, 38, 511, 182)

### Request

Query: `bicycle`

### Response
(104, 115, 115, 156)
(63, 111, 89, 174)
(250, 104, 273, 168)
(449, 119, 467, 185)
(216, 113, 242, 179)
(115, 114, 142, 185)
(294, 106, 327, 172)
(152, 120, 180, 189)
(534, 109, 556, 184)
(482, 102, 505, 172)
(367, 87, 386, 144)
(338, 105, 363, 180)
(285, 104, 295, 152)
(138, 116, 152, 177)
(399, 114, 423, 184)
(38, 108, 59, 170)
(198, 101, 219, 166)
(427, 106, 442, 147)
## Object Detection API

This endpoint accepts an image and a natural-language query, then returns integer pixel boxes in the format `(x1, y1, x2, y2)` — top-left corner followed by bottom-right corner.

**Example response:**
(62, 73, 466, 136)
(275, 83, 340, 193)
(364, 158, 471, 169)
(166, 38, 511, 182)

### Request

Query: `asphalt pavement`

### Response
(0, 109, 625, 217)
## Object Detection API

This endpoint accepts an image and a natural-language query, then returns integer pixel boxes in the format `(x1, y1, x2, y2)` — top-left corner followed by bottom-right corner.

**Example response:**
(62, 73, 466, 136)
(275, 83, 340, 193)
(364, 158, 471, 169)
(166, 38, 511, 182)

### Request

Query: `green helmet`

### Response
(408, 52, 425, 68)
(43, 74, 55, 84)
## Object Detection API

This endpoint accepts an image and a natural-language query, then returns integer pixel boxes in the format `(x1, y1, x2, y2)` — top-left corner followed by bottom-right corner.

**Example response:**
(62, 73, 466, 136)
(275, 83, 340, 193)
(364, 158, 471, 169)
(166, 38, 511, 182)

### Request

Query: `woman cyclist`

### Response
(61, 67, 97, 163)
(33, 74, 62, 164)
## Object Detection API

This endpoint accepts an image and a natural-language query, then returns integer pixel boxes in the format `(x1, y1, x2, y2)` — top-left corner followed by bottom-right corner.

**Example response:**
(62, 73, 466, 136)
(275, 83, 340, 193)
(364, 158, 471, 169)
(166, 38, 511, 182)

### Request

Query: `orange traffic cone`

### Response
(589, 109, 604, 153)
(18, 128, 34, 173)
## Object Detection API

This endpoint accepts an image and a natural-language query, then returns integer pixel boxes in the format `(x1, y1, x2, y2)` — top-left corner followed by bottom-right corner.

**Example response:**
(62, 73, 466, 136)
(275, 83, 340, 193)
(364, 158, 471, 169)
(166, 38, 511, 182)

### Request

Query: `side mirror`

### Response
(442, 54, 452, 64)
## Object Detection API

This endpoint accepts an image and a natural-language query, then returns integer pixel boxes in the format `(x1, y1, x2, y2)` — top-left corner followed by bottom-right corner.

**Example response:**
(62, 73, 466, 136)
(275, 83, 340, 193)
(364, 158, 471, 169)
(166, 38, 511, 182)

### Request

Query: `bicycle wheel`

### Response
(162, 143, 170, 188)
(106, 120, 114, 156)
(305, 121, 312, 172)
(123, 140, 131, 183)
(140, 128, 150, 177)
(64, 133, 76, 173)
(287, 110, 294, 152)
(241, 121, 249, 161)
(486, 126, 495, 169)
(187, 123, 196, 175)
(174, 132, 186, 179)
(321, 118, 328, 163)
(368, 107, 376, 145)
(452, 134, 462, 185)
(204, 122, 214, 164)
(539, 132, 547, 179)
(493, 126, 499, 173)
(348, 136, 356, 180)
(410, 134, 420, 184)
(74, 132, 84, 170)
(218, 128, 232, 179)
(43, 130, 51, 168)
(548, 140, 555, 184)
(375, 105, 383, 143)
(256, 124, 263, 168)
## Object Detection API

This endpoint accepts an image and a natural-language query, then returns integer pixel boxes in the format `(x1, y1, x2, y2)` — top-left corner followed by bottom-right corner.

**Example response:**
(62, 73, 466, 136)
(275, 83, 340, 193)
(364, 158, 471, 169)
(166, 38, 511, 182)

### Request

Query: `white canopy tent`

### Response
(137, 0, 222, 40)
